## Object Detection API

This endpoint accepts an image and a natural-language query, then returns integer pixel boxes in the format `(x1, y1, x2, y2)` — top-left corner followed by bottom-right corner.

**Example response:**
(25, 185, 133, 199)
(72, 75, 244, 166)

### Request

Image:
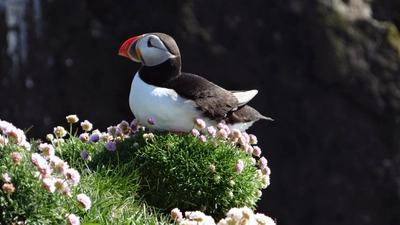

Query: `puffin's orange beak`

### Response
(118, 36, 142, 62)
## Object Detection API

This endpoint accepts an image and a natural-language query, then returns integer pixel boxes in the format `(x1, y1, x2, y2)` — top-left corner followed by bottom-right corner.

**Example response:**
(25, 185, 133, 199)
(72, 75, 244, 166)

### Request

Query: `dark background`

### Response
(1, 0, 400, 224)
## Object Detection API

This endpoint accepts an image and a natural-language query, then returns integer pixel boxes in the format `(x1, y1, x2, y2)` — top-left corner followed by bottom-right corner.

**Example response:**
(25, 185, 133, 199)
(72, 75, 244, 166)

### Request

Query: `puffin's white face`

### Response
(134, 35, 176, 66)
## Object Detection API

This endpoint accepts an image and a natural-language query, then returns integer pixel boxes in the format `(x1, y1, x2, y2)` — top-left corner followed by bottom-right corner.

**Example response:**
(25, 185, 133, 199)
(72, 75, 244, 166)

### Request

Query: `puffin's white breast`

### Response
(129, 72, 213, 132)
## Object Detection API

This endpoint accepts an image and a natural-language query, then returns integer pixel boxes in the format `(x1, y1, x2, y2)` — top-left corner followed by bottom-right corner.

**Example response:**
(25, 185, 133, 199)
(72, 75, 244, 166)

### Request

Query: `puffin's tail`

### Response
(231, 90, 258, 107)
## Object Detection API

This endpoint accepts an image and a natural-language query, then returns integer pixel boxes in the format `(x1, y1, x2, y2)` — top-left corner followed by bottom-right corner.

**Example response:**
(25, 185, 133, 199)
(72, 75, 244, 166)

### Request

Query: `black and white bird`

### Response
(118, 32, 272, 133)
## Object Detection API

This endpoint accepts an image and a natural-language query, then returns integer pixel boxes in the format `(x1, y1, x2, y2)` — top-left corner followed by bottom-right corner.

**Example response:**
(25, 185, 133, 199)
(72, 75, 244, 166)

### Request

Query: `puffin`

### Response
(118, 32, 272, 133)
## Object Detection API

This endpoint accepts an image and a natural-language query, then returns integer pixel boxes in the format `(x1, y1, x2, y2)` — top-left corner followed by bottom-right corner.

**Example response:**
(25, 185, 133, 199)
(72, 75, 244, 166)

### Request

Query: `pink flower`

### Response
(207, 126, 216, 137)
(245, 145, 253, 155)
(31, 153, 52, 176)
(238, 135, 248, 146)
(236, 160, 244, 173)
(253, 146, 262, 157)
(262, 166, 271, 176)
(209, 164, 216, 172)
(258, 157, 268, 170)
(249, 134, 258, 145)
(66, 214, 80, 225)
(11, 152, 22, 163)
(50, 156, 70, 175)
(2, 173, 11, 183)
(54, 178, 70, 196)
(21, 141, 31, 151)
(38, 163, 52, 177)
(62, 186, 72, 197)
(5, 126, 26, 145)
(42, 178, 56, 193)
(31, 153, 47, 168)
(194, 118, 206, 129)
(216, 123, 226, 130)
(2, 183, 15, 194)
(231, 129, 241, 138)
(77, 193, 91, 210)
(39, 143, 55, 158)
(170, 208, 183, 222)
(230, 137, 239, 144)
(241, 132, 250, 143)
(66, 168, 80, 186)
(218, 129, 228, 140)
(0, 120, 11, 133)
(199, 135, 207, 143)
(191, 128, 200, 137)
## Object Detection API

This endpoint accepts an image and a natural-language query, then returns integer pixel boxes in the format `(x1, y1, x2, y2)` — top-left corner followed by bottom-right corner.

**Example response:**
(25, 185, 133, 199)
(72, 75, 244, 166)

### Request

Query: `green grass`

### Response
(76, 164, 171, 224)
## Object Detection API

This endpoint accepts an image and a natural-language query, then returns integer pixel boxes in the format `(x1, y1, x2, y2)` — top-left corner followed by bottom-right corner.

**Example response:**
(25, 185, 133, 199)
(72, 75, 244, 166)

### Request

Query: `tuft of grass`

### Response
(76, 162, 171, 225)
(92, 128, 266, 220)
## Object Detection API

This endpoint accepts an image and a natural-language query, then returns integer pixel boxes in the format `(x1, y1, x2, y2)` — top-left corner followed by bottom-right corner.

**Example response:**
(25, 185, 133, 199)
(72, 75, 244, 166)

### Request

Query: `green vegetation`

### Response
(0, 115, 272, 224)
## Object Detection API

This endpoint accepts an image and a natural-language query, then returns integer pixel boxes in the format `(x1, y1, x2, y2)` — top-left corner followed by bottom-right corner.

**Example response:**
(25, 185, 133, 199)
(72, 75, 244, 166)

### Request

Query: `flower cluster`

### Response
(171, 207, 275, 225)
(60, 116, 141, 154)
(1, 120, 30, 194)
(191, 120, 264, 156)
(0, 119, 31, 150)
(30, 146, 91, 211)
(85, 119, 137, 150)
(191, 119, 271, 188)
(0, 117, 94, 225)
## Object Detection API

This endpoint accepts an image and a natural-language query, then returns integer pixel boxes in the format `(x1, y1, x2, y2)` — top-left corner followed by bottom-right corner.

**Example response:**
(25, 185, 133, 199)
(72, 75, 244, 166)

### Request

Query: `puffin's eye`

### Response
(147, 38, 154, 47)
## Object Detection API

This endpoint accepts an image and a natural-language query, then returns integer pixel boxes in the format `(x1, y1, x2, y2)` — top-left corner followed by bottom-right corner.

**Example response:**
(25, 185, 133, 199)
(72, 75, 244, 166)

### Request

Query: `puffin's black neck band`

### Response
(139, 57, 181, 86)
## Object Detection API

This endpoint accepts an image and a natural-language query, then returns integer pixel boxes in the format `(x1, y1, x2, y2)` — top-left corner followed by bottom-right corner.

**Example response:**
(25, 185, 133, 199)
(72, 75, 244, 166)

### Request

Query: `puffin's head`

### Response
(118, 33, 180, 67)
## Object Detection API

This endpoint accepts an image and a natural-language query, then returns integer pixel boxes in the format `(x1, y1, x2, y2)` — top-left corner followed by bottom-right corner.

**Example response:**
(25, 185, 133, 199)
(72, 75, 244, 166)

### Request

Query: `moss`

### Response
(387, 23, 400, 57)
(320, 4, 352, 31)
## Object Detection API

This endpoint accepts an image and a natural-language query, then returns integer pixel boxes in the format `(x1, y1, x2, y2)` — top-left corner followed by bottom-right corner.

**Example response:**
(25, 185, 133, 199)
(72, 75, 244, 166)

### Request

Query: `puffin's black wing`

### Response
(163, 73, 239, 120)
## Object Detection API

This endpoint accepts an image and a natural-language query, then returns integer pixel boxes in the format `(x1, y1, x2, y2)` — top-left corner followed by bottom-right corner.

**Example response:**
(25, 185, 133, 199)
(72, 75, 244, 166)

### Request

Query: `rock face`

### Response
(1, 0, 400, 224)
